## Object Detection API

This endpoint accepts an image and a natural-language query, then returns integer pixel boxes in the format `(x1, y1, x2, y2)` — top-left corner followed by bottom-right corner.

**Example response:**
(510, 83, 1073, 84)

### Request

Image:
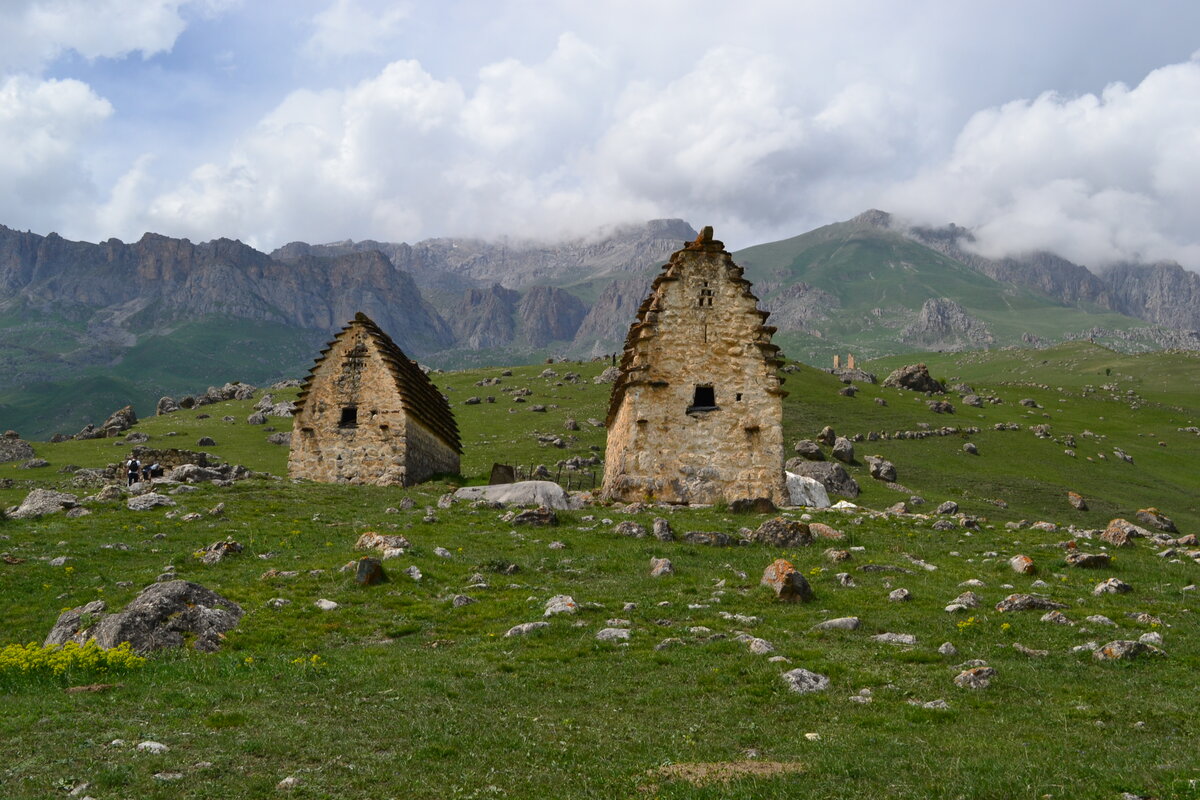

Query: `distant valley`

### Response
(1, 212, 1198, 438)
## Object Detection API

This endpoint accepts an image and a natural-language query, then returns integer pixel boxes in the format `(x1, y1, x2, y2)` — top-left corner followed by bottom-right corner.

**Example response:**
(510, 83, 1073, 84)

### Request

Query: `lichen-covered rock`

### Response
(882, 363, 946, 393)
(1067, 491, 1088, 511)
(1093, 640, 1164, 661)
(995, 593, 1067, 612)
(613, 521, 647, 538)
(748, 517, 812, 547)
(761, 559, 814, 602)
(781, 667, 830, 694)
(649, 557, 674, 577)
(1136, 508, 1177, 533)
(1009, 555, 1036, 575)
(1102, 518, 1149, 547)
(0, 436, 36, 463)
(1093, 577, 1132, 596)
(954, 666, 996, 689)
(1065, 551, 1110, 568)
(511, 506, 557, 526)
(652, 517, 675, 541)
(8, 488, 78, 519)
(45, 580, 242, 653)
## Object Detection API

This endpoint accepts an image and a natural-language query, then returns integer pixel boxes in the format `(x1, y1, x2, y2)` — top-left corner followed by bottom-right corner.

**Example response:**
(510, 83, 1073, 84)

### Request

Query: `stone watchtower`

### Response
(602, 227, 787, 505)
(288, 312, 461, 486)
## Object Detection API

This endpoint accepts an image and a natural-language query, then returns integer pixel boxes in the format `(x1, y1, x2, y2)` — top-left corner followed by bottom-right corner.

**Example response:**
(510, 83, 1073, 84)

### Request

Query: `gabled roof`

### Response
(605, 227, 783, 426)
(295, 312, 461, 453)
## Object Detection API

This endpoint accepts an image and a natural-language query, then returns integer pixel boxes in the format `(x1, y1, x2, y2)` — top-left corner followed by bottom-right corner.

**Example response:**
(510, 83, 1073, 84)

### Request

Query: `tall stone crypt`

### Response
(288, 312, 461, 486)
(602, 227, 788, 505)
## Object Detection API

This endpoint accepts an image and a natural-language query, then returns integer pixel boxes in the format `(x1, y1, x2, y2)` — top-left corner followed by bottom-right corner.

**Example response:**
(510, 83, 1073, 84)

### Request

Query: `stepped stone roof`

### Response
(295, 312, 461, 452)
(605, 226, 784, 426)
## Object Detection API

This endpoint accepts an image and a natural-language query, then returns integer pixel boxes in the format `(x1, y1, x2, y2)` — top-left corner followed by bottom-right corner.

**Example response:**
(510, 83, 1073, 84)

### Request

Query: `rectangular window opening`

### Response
(688, 385, 717, 413)
(339, 406, 358, 428)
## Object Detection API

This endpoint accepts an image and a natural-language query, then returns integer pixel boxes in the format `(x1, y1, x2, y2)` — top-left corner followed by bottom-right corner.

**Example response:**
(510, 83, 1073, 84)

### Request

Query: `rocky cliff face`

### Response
(0, 225, 455, 355)
(517, 286, 588, 347)
(570, 276, 654, 357)
(901, 298, 994, 350)
(447, 285, 520, 349)
(1102, 261, 1200, 331)
(759, 282, 840, 331)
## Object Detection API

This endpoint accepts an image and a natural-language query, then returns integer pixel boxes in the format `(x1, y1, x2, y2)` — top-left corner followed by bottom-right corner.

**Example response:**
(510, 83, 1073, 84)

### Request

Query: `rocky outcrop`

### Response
(901, 298, 994, 350)
(882, 363, 946, 393)
(44, 580, 243, 653)
(1102, 261, 1200, 331)
(0, 435, 35, 463)
(760, 282, 839, 331)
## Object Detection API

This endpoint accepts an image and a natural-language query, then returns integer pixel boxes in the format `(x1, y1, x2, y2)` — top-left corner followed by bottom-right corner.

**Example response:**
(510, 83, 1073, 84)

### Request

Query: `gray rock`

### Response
(995, 593, 1067, 612)
(954, 666, 996, 689)
(1093, 640, 1164, 661)
(453, 480, 582, 510)
(652, 517, 674, 541)
(649, 557, 674, 577)
(938, 642, 958, 656)
(0, 436, 35, 463)
(156, 396, 180, 415)
(614, 521, 647, 538)
(783, 460, 860, 499)
(811, 617, 860, 631)
(781, 667, 831, 694)
(266, 432, 292, 446)
(8, 488, 78, 519)
(888, 588, 912, 602)
(246, 411, 267, 425)
(127, 493, 176, 511)
(882, 363, 945, 393)
(872, 632, 917, 646)
(505, 621, 550, 637)
(197, 436, 216, 447)
(45, 580, 242, 653)
(831, 437, 855, 464)
(793, 440, 824, 461)
(865, 455, 896, 482)
(784, 472, 831, 507)
(544, 595, 578, 616)
(1093, 577, 1133, 595)
(748, 517, 813, 547)
(963, 442, 978, 455)
(596, 628, 631, 642)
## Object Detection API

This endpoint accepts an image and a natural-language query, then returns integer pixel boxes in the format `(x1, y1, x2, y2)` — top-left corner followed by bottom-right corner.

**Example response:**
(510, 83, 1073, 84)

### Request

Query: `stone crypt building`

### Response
(602, 227, 788, 505)
(288, 312, 461, 485)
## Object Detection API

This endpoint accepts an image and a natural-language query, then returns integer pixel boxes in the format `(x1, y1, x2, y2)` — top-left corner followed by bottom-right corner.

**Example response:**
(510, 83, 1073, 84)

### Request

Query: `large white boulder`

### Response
(785, 472, 831, 508)
(453, 480, 582, 510)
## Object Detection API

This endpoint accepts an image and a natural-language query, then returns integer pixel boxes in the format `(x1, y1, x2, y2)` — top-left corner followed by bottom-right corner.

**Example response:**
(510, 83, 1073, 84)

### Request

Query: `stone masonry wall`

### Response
(288, 325, 412, 485)
(603, 237, 786, 505)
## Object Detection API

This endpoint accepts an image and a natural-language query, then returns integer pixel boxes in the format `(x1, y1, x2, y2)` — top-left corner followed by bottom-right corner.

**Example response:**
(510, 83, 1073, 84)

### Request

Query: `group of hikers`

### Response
(125, 457, 162, 485)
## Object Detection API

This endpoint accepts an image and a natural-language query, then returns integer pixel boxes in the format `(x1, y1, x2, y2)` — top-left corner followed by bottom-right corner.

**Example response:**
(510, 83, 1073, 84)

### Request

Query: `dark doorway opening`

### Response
(688, 385, 717, 413)
(339, 406, 358, 428)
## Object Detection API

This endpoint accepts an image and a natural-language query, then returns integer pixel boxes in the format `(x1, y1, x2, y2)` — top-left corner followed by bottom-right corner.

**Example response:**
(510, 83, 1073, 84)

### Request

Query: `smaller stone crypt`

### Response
(602, 227, 788, 505)
(288, 312, 461, 486)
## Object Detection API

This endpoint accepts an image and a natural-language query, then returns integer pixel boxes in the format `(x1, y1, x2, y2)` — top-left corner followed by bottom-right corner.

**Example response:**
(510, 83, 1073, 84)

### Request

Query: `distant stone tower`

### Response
(602, 227, 788, 505)
(288, 313, 461, 486)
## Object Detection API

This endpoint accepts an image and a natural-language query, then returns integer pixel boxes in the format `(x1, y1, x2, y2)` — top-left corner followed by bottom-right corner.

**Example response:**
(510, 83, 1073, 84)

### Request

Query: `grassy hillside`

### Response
(1, 351, 1198, 799)
(735, 220, 1150, 363)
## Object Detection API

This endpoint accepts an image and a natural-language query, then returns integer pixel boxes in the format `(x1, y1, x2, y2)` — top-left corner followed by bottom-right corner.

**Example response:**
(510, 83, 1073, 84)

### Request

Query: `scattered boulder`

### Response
(197, 436, 216, 447)
(544, 595, 578, 617)
(1093, 577, 1132, 596)
(127, 493, 176, 511)
(784, 472, 831, 508)
(198, 539, 243, 565)
(1065, 551, 1110, 568)
(730, 497, 778, 514)
(1102, 519, 1148, 547)
(453, 481, 582, 510)
(1093, 640, 1163, 662)
(0, 436, 36, 463)
(808, 522, 844, 540)
(954, 666, 996, 689)
(594, 366, 620, 384)
(816, 426, 837, 446)
(781, 668, 830, 694)
(511, 506, 557, 526)
(865, 456, 896, 482)
(811, 617, 860, 631)
(355, 557, 388, 586)
(101, 405, 137, 434)
(882, 363, 945, 393)
(505, 621, 549, 637)
(831, 437, 854, 464)
(8, 489, 78, 519)
(783, 460, 860, 499)
(962, 442, 978, 455)
(614, 521, 647, 538)
(682, 531, 736, 546)
(793, 440, 824, 461)
(652, 517, 675, 541)
(761, 559, 814, 602)
(649, 557, 674, 577)
(596, 628, 631, 642)
(266, 432, 292, 446)
(246, 411, 268, 425)
(936, 501, 959, 515)
(748, 517, 813, 547)
(1009, 555, 1036, 575)
(45, 580, 242, 653)
(1068, 492, 1088, 511)
(995, 594, 1067, 613)
(156, 397, 180, 415)
(1136, 508, 1177, 533)
(928, 400, 955, 414)
(872, 632, 917, 646)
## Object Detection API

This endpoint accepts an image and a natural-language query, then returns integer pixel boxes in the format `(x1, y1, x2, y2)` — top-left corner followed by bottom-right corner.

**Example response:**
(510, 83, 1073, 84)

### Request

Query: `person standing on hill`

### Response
(126, 457, 141, 486)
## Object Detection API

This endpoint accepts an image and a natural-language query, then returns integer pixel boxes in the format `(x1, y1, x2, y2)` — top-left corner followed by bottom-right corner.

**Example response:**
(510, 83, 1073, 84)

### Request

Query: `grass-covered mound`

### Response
(1, 345, 1197, 799)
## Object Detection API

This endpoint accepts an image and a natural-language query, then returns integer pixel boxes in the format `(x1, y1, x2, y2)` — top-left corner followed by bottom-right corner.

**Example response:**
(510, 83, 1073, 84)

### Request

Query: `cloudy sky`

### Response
(2, 0, 1198, 270)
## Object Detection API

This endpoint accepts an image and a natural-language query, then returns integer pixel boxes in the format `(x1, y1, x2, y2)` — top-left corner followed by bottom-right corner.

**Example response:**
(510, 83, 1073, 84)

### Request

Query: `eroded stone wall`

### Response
(603, 240, 787, 505)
